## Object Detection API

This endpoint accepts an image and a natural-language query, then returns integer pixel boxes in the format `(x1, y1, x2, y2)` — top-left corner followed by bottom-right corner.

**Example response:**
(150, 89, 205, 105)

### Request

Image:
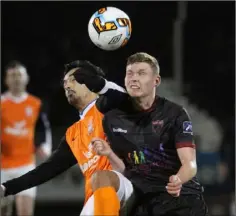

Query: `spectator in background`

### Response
(1, 61, 52, 216)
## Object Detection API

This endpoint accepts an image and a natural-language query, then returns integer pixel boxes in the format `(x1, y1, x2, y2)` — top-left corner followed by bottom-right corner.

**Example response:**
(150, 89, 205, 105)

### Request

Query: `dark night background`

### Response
(1, 1, 235, 216)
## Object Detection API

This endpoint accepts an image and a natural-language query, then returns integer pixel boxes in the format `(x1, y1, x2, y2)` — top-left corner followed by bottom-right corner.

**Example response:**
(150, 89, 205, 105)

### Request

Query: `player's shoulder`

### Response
(102, 107, 124, 124)
(27, 94, 42, 104)
(24, 94, 42, 109)
(160, 97, 187, 117)
(66, 120, 80, 133)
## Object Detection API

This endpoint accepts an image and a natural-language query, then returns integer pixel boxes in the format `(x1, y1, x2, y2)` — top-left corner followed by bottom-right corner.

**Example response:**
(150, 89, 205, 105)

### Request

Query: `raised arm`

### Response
(64, 60, 128, 113)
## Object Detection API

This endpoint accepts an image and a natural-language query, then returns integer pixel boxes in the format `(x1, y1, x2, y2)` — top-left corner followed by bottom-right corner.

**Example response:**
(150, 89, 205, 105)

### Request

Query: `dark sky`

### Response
(2, 1, 235, 127)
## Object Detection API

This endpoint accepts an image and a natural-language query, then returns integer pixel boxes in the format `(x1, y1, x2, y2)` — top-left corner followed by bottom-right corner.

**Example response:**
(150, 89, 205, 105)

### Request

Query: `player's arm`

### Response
(174, 108, 197, 184)
(98, 116, 126, 173)
(64, 60, 128, 113)
(91, 137, 125, 173)
(107, 151, 125, 173)
(1, 136, 77, 197)
(35, 101, 52, 157)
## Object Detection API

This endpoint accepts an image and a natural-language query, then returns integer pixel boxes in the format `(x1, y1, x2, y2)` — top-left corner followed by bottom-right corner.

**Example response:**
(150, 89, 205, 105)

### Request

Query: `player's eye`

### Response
(139, 71, 145, 75)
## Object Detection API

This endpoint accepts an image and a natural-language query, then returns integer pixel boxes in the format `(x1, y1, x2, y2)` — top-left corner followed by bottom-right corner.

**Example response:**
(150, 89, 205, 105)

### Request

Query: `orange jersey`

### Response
(1, 92, 41, 168)
(65, 100, 112, 203)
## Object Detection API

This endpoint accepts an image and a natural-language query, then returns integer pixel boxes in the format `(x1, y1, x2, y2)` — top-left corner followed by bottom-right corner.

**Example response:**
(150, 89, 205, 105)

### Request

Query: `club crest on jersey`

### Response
(183, 121, 193, 135)
(152, 120, 164, 132)
(25, 106, 33, 117)
(87, 118, 94, 135)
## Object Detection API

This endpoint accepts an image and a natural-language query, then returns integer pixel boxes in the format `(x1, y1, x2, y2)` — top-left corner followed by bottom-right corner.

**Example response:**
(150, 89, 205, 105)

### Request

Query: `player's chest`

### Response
(69, 117, 105, 162)
(107, 112, 173, 151)
(2, 102, 38, 125)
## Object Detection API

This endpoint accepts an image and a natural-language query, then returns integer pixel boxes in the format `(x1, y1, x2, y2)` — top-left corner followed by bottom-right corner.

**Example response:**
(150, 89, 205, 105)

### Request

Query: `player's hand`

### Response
(0, 185, 6, 198)
(166, 175, 182, 197)
(91, 137, 112, 156)
(65, 60, 106, 92)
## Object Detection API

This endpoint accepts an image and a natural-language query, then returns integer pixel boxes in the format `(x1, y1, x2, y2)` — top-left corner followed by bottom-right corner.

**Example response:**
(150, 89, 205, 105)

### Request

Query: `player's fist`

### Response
(64, 60, 105, 92)
(166, 175, 182, 197)
(91, 138, 112, 156)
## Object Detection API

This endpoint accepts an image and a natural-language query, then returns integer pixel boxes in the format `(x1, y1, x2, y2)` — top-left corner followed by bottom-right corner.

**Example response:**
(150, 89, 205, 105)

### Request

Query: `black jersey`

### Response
(102, 95, 203, 195)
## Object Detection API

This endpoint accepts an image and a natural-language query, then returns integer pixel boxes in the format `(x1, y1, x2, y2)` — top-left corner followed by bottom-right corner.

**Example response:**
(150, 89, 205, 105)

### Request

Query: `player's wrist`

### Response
(106, 149, 114, 158)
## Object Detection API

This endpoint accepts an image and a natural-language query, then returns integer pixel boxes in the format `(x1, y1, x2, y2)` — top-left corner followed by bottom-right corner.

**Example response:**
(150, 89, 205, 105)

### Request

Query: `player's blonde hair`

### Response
(127, 52, 160, 75)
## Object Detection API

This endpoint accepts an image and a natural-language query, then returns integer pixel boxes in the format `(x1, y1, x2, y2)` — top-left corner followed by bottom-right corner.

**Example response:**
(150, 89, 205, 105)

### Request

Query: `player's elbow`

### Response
(188, 160, 197, 177)
(119, 166, 125, 174)
(191, 166, 197, 177)
(182, 160, 197, 178)
(113, 164, 125, 174)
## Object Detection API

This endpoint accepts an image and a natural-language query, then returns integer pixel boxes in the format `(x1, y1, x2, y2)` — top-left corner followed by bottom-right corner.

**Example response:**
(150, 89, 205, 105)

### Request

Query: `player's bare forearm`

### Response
(107, 151, 125, 173)
(176, 147, 197, 183)
(176, 162, 197, 184)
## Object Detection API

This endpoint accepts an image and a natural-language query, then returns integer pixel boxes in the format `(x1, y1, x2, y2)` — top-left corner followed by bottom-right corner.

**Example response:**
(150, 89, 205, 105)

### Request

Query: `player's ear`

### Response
(25, 74, 30, 85)
(155, 75, 161, 88)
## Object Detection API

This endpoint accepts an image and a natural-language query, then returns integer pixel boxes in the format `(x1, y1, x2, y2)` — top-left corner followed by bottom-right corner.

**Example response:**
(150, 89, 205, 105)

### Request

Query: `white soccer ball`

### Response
(88, 7, 132, 51)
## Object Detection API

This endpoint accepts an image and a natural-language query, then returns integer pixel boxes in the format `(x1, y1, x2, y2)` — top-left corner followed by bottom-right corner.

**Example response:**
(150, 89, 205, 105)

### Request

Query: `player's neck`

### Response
(132, 92, 156, 111)
(8, 90, 26, 97)
(76, 93, 98, 112)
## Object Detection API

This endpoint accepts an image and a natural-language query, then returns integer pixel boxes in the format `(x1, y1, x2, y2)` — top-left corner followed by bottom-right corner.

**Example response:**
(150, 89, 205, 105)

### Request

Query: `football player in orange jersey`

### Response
(0, 61, 134, 216)
(1, 61, 52, 216)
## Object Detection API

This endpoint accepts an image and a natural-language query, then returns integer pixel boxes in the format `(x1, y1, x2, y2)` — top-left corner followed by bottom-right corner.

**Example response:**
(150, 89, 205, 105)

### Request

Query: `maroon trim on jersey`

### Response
(139, 95, 161, 113)
(176, 142, 196, 149)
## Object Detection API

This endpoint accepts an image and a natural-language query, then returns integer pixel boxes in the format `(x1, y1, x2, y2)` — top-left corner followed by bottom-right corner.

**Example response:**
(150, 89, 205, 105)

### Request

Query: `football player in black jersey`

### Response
(72, 53, 209, 216)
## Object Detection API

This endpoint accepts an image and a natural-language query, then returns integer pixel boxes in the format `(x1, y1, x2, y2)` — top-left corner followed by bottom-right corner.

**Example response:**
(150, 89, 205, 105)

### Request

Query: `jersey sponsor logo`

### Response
(4, 120, 29, 136)
(82, 143, 93, 159)
(183, 121, 193, 135)
(80, 155, 100, 173)
(112, 127, 127, 133)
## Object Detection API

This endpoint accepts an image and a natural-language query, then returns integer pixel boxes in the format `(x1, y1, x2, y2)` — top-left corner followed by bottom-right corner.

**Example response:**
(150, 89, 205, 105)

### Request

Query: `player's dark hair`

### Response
(5, 60, 26, 72)
(64, 60, 105, 77)
(127, 52, 160, 75)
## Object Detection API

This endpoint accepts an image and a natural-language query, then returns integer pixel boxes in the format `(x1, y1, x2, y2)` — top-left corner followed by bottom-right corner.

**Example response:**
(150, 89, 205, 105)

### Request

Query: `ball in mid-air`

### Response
(88, 7, 132, 51)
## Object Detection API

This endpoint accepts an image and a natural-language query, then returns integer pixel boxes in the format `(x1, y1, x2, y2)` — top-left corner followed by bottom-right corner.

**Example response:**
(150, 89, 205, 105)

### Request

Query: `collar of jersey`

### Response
(4, 91, 28, 103)
(79, 98, 98, 120)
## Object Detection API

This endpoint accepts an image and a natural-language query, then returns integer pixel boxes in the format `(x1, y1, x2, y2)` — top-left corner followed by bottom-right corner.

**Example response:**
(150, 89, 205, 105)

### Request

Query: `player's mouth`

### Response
(130, 85, 140, 89)
(67, 90, 76, 97)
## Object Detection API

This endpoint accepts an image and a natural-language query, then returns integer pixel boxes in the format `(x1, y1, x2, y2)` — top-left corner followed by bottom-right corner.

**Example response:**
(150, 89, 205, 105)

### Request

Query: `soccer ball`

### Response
(88, 7, 132, 51)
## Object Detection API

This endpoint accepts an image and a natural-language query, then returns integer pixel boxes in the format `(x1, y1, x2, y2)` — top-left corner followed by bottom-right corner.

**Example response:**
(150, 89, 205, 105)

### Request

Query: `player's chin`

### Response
(127, 89, 143, 97)
(67, 96, 77, 105)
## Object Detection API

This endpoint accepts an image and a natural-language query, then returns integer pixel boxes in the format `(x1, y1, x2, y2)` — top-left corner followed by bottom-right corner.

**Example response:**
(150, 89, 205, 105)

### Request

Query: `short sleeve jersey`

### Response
(1, 92, 41, 168)
(65, 100, 112, 203)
